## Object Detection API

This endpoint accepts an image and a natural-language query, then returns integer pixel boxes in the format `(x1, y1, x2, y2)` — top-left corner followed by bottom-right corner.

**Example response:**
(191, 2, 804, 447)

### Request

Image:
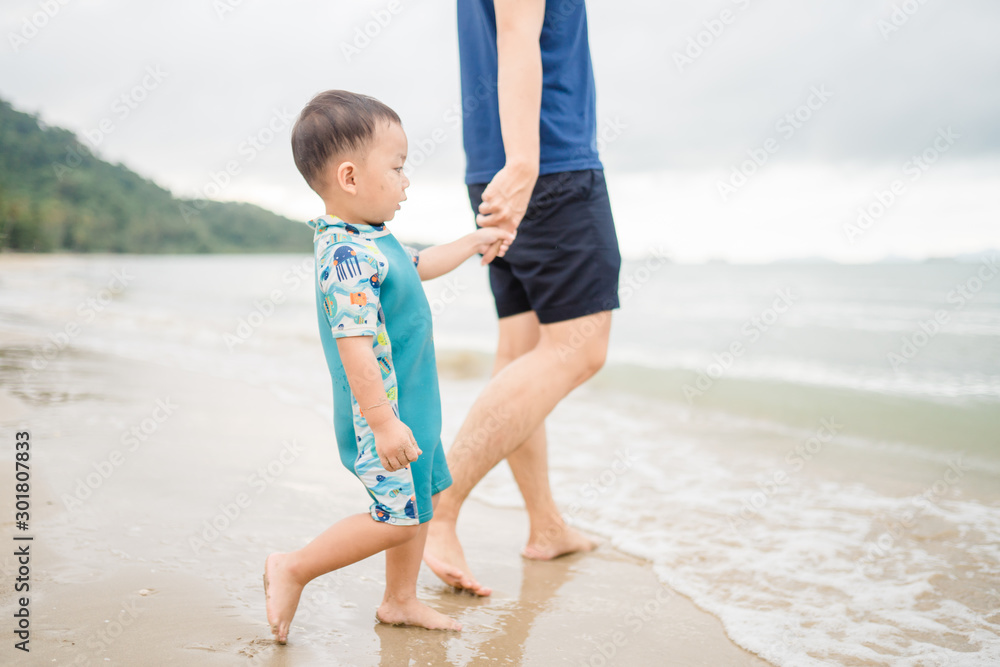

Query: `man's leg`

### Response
(493, 312, 597, 560)
(424, 310, 611, 594)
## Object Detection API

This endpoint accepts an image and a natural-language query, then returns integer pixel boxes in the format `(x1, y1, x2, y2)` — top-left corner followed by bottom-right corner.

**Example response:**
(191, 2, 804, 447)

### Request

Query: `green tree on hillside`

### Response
(0, 98, 310, 253)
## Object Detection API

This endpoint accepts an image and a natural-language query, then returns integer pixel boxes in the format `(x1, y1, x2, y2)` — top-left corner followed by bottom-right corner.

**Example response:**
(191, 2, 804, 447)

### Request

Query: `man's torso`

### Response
(457, 0, 604, 185)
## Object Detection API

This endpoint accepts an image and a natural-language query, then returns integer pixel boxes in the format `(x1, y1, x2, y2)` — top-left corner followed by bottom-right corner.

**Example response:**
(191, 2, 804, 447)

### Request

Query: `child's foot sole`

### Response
(264, 554, 298, 644)
(263, 567, 287, 645)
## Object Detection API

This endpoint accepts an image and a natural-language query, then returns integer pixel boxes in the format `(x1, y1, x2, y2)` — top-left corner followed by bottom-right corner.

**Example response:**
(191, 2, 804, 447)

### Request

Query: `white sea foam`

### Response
(456, 386, 1000, 665)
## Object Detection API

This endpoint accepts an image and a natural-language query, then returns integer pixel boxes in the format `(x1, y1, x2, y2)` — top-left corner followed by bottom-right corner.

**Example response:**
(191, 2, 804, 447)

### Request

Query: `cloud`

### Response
(2, 0, 999, 260)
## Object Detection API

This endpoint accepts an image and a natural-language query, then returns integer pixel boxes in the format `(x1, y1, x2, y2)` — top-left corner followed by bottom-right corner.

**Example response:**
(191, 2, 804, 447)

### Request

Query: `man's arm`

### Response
(416, 227, 514, 281)
(476, 0, 545, 262)
(335, 335, 420, 472)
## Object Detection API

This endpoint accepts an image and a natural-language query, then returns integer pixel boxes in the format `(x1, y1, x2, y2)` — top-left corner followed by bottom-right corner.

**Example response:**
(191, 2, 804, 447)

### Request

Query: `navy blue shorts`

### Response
(468, 169, 621, 324)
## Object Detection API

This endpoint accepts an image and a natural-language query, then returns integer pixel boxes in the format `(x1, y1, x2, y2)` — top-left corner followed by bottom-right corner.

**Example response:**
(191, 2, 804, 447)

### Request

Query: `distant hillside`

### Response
(0, 98, 310, 253)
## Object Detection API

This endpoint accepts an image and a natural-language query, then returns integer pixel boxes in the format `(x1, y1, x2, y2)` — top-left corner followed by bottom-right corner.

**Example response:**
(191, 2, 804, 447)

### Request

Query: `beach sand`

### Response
(0, 346, 771, 666)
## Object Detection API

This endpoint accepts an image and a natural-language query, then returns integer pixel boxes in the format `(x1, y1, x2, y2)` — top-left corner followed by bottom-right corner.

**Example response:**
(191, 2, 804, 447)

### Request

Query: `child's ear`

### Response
(337, 161, 357, 195)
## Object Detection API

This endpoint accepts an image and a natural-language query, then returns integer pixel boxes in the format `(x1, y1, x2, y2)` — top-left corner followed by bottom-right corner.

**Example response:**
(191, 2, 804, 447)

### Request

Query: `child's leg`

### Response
(376, 494, 462, 631)
(265, 513, 417, 643)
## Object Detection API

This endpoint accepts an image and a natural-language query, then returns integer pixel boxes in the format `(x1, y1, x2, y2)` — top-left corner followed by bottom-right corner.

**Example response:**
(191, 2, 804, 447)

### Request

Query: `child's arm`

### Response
(335, 335, 421, 472)
(416, 227, 515, 281)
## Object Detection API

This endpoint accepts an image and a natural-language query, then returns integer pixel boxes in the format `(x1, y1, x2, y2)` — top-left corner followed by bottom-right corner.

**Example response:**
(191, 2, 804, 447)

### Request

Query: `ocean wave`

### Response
(452, 383, 1000, 667)
(435, 348, 1000, 465)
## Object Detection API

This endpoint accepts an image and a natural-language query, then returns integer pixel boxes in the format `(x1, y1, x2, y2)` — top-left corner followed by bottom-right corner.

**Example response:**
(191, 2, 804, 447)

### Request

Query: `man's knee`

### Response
(547, 342, 606, 389)
(574, 338, 608, 383)
(543, 313, 611, 386)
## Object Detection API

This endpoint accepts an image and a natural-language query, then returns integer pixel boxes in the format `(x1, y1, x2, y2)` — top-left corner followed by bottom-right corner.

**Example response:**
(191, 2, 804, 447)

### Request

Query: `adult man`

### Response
(423, 0, 621, 595)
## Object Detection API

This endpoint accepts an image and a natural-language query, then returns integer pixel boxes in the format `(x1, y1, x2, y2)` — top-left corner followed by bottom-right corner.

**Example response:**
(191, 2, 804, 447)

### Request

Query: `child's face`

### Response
(354, 121, 410, 224)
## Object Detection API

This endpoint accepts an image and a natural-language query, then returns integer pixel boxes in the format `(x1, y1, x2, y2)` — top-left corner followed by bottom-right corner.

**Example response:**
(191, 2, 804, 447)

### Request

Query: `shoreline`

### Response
(0, 344, 771, 666)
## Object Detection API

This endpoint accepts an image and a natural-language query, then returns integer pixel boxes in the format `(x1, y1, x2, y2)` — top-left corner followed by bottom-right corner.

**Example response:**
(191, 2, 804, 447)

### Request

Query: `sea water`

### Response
(1, 253, 997, 665)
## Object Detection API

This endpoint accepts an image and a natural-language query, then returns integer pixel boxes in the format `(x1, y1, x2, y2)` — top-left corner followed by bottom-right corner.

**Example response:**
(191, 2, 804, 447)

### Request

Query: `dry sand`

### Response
(0, 346, 771, 666)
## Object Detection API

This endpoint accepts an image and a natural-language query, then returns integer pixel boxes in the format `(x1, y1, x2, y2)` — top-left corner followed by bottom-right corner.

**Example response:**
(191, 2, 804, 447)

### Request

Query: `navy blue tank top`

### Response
(457, 0, 604, 185)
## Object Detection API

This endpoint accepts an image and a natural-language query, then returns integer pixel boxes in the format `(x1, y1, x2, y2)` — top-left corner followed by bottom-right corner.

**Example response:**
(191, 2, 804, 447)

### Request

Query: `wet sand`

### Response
(0, 344, 771, 666)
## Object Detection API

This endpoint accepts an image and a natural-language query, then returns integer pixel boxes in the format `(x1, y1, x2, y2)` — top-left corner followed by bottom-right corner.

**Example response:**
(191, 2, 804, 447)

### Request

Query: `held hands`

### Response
(471, 227, 516, 266)
(372, 415, 422, 472)
(476, 162, 538, 264)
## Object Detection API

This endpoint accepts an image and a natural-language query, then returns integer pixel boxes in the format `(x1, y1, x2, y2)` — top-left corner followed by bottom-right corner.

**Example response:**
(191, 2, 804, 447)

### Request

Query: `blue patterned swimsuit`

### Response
(309, 214, 452, 525)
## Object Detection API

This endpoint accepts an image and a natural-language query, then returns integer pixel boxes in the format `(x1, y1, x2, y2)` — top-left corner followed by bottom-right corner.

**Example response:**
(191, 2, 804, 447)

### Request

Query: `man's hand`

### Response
(372, 416, 421, 472)
(477, 162, 538, 263)
(476, 163, 537, 233)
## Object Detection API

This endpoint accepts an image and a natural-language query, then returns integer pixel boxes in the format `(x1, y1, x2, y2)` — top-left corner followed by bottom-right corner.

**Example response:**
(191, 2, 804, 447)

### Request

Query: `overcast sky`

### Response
(2, 0, 999, 262)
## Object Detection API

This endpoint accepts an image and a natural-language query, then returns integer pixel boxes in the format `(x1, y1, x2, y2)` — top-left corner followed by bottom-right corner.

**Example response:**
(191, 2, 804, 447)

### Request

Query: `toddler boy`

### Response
(263, 90, 512, 642)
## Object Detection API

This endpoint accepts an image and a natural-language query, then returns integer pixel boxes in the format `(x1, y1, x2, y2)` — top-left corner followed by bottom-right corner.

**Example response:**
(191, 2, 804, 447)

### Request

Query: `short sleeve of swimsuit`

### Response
(317, 237, 386, 339)
(402, 245, 420, 268)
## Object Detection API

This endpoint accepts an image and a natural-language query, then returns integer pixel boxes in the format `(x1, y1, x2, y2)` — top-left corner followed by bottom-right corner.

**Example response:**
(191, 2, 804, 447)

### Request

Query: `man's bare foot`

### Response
(376, 598, 462, 631)
(263, 553, 304, 644)
(522, 524, 597, 561)
(423, 520, 492, 596)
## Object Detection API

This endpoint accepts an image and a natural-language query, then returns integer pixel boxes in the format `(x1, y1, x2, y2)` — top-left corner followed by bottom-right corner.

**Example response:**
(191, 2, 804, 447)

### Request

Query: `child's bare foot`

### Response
(263, 552, 304, 644)
(376, 598, 462, 631)
(522, 524, 597, 561)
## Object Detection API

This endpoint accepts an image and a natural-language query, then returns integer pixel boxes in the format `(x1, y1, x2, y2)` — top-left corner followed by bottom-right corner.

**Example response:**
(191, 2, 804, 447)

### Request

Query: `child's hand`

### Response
(472, 227, 515, 266)
(372, 417, 422, 472)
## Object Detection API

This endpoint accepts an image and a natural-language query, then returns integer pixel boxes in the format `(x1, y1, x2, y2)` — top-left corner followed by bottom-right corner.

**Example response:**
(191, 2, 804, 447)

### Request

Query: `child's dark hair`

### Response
(291, 90, 401, 191)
